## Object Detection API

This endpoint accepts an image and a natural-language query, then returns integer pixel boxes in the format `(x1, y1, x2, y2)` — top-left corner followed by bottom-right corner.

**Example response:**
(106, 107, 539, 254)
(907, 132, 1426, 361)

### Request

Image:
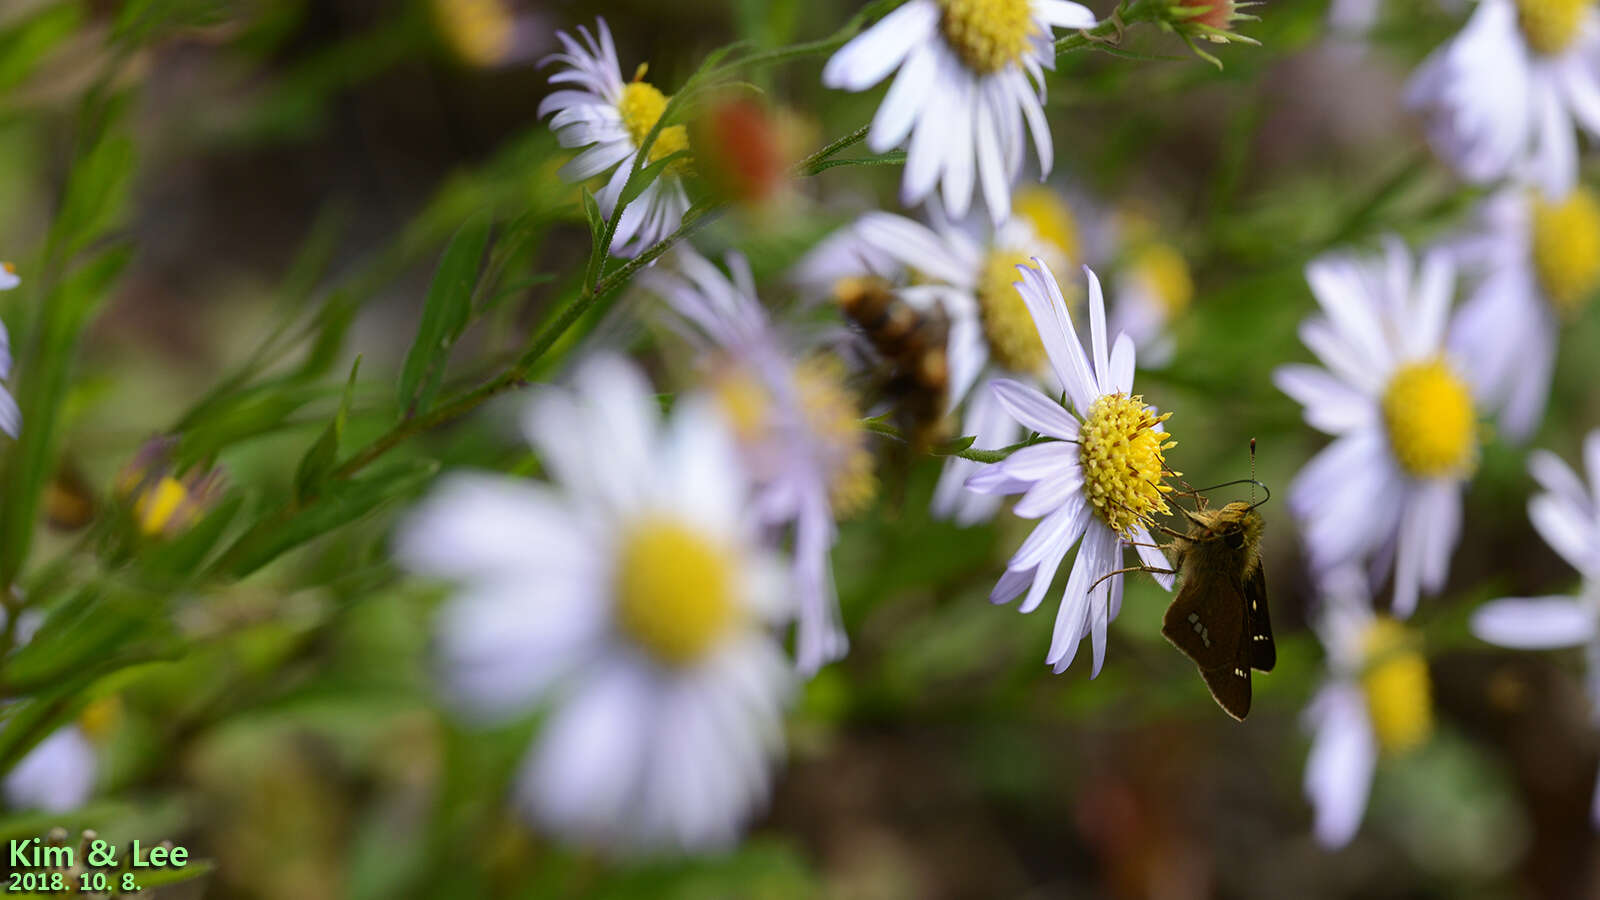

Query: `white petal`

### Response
(868, 43, 938, 151)
(1303, 683, 1377, 849)
(1017, 261, 1097, 413)
(1034, 1, 1097, 30)
(3, 727, 95, 812)
(1471, 596, 1597, 649)
(821, 0, 939, 91)
(1107, 332, 1136, 396)
(1086, 266, 1111, 393)
(1530, 492, 1600, 577)
(521, 661, 656, 843)
(1274, 364, 1376, 435)
(990, 378, 1080, 440)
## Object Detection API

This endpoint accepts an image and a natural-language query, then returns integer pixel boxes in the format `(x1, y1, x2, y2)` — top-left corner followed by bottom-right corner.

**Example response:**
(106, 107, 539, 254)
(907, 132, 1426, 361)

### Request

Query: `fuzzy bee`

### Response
(832, 275, 950, 450)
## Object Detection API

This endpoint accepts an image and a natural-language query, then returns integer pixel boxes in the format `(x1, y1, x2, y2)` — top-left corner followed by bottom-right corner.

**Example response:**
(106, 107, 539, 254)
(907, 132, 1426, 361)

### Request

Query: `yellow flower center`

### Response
(712, 366, 771, 444)
(1012, 187, 1081, 262)
(978, 250, 1049, 373)
(1517, 0, 1590, 54)
(1380, 358, 1477, 479)
(2, 261, 15, 275)
(1129, 242, 1194, 317)
(940, 0, 1036, 74)
(135, 476, 190, 537)
(78, 696, 123, 743)
(1530, 187, 1600, 317)
(796, 357, 877, 518)
(614, 518, 740, 667)
(1078, 393, 1175, 537)
(617, 76, 691, 174)
(1359, 617, 1433, 756)
(434, 0, 516, 67)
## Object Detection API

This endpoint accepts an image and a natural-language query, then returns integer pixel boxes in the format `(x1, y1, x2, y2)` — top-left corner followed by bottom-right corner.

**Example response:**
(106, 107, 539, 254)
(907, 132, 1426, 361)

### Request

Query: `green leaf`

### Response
(397, 217, 493, 419)
(217, 459, 439, 578)
(0, 248, 132, 584)
(295, 355, 362, 502)
(139, 491, 246, 579)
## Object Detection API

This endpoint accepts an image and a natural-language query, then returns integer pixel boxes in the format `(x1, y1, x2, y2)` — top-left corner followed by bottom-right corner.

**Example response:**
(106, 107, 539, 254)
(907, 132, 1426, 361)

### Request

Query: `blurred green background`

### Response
(1, 0, 1599, 897)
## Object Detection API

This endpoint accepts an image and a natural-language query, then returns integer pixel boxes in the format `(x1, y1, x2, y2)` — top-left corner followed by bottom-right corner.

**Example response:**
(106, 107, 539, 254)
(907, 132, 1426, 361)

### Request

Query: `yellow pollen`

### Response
(2, 261, 14, 275)
(1517, 0, 1590, 55)
(1013, 187, 1081, 262)
(1530, 187, 1600, 317)
(434, 0, 517, 67)
(1129, 242, 1194, 317)
(796, 357, 877, 518)
(978, 250, 1049, 373)
(1078, 392, 1175, 537)
(617, 80, 691, 174)
(1380, 358, 1477, 479)
(1359, 617, 1433, 756)
(614, 518, 740, 667)
(940, 0, 1036, 74)
(135, 476, 189, 537)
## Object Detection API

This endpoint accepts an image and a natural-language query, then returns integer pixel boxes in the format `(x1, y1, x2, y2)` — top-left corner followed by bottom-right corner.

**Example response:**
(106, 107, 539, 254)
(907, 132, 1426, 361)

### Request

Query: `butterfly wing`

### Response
(1245, 562, 1275, 672)
(1161, 570, 1245, 671)
(1163, 570, 1253, 720)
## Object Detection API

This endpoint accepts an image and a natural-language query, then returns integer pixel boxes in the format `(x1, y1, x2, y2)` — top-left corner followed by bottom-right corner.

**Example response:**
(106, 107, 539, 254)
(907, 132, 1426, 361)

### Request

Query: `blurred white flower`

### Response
(966, 261, 1175, 676)
(834, 193, 1076, 526)
(1, 261, 19, 438)
(1407, 0, 1600, 197)
(1, 608, 98, 812)
(539, 18, 691, 257)
(821, 0, 1095, 223)
(1470, 429, 1600, 824)
(1303, 567, 1433, 848)
(396, 355, 794, 852)
(1109, 232, 1193, 369)
(1449, 186, 1600, 440)
(1274, 239, 1481, 617)
(645, 250, 875, 674)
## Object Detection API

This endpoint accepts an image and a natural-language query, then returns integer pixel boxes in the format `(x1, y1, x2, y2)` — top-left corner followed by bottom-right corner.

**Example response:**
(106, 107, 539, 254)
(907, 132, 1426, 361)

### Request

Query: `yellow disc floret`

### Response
(1517, 0, 1590, 55)
(1360, 617, 1433, 756)
(940, 0, 1036, 74)
(1129, 242, 1194, 317)
(617, 73, 691, 174)
(1531, 187, 1600, 317)
(796, 356, 877, 518)
(135, 476, 190, 537)
(1013, 187, 1081, 262)
(434, 0, 516, 68)
(1381, 358, 1477, 479)
(1078, 393, 1175, 537)
(978, 251, 1049, 373)
(615, 518, 740, 667)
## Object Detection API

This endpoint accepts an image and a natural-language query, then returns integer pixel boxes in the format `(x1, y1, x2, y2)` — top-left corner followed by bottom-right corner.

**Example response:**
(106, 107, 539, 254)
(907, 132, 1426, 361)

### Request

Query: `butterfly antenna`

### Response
(1250, 438, 1257, 507)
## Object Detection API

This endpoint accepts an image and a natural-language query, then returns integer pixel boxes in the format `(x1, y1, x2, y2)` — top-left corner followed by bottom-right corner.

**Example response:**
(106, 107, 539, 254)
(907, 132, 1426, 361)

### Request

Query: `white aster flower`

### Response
(539, 18, 692, 258)
(645, 250, 876, 675)
(821, 0, 1096, 223)
(1274, 239, 1482, 618)
(965, 261, 1176, 676)
(1303, 567, 1433, 848)
(1, 261, 19, 438)
(1, 608, 99, 812)
(1407, 0, 1600, 197)
(822, 190, 1078, 525)
(1469, 429, 1600, 824)
(396, 355, 794, 852)
(1449, 185, 1600, 440)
